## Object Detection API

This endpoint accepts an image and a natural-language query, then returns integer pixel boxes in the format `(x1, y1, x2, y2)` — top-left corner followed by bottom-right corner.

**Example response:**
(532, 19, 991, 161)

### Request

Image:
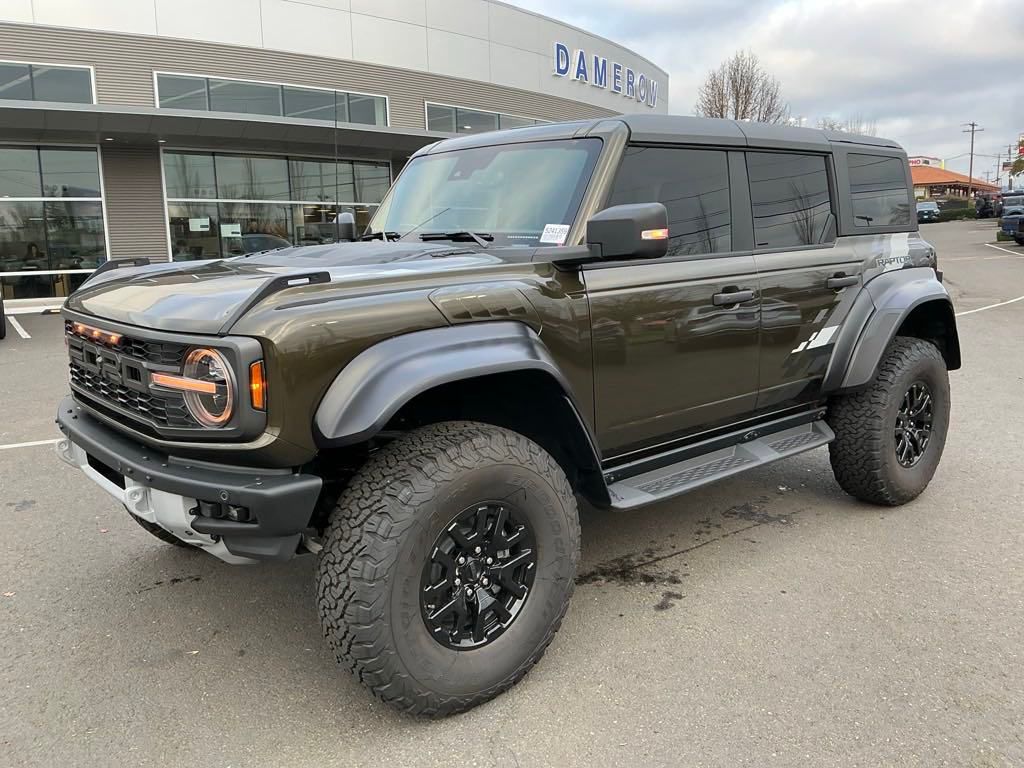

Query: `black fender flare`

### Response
(314, 321, 597, 452)
(822, 268, 959, 393)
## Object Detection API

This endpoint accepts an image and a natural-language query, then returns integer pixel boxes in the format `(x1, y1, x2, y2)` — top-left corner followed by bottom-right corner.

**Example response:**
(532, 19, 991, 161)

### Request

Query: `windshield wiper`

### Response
(360, 231, 400, 241)
(419, 231, 494, 248)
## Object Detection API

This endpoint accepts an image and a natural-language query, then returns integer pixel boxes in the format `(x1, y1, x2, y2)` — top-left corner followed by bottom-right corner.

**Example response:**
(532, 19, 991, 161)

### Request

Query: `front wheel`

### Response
(827, 337, 950, 506)
(316, 421, 580, 717)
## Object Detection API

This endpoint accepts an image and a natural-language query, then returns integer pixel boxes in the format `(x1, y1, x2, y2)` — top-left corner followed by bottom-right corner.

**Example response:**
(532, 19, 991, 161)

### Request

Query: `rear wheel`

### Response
(827, 337, 950, 506)
(316, 421, 580, 717)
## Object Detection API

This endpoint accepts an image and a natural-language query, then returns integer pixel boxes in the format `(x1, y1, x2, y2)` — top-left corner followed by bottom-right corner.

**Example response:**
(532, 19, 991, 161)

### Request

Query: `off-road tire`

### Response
(827, 336, 950, 506)
(130, 513, 196, 549)
(316, 421, 580, 717)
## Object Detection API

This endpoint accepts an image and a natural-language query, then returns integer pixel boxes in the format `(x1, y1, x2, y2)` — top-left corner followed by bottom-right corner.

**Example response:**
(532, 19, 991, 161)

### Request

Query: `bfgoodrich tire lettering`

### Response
(827, 336, 950, 505)
(315, 421, 580, 717)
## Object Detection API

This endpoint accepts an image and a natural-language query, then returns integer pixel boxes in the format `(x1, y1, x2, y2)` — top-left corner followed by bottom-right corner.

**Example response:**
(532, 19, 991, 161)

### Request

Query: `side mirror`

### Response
(586, 203, 669, 260)
(334, 211, 357, 242)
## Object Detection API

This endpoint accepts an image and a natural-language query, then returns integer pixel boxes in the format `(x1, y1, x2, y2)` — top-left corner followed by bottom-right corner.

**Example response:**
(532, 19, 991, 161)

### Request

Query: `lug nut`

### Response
(486, 557, 493, 565)
(474, 546, 482, 554)
(465, 587, 473, 597)
(481, 577, 490, 586)
(457, 556, 466, 565)
(454, 578, 461, 586)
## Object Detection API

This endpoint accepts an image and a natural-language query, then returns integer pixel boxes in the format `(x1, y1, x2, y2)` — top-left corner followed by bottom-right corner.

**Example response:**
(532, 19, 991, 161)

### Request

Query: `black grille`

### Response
(69, 362, 193, 428)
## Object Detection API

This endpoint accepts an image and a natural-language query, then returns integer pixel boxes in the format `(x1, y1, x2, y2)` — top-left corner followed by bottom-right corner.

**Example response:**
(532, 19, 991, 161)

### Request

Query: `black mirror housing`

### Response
(586, 203, 669, 260)
(334, 211, 357, 242)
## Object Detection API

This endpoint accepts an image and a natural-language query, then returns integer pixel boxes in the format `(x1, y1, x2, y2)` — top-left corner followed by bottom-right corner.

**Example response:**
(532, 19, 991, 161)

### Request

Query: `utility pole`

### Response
(962, 122, 983, 200)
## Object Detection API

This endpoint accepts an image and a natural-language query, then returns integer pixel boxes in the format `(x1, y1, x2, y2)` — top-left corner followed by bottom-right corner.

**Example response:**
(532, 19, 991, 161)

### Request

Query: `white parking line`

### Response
(984, 243, 1022, 257)
(956, 295, 1024, 317)
(0, 438, 59, 451)
(8, 316, 30, 339)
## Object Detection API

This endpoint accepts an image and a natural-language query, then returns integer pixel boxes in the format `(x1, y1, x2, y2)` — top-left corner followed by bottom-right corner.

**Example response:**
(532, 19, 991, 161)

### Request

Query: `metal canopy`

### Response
(0, 100, 447, 160)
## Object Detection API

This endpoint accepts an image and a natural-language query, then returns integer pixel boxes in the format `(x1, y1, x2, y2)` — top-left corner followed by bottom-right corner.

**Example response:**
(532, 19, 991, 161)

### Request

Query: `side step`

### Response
(606, 420, 835, 510)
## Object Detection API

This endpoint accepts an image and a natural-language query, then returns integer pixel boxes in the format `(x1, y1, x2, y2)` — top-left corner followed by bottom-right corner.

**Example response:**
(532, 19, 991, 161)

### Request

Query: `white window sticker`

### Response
(188, 217, 210, 232)
(539, 223, 570, 245)
(220, 223, 242, 238)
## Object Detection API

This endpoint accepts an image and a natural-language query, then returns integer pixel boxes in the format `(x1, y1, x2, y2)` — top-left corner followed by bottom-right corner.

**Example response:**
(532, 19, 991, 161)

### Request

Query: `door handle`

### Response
(712, 288, 755, 306)
(826, 274, 859, 290)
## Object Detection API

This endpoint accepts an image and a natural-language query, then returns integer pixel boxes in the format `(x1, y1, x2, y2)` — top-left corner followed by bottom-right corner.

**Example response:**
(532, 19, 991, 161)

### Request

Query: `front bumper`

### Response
(55, 395, 322, 562)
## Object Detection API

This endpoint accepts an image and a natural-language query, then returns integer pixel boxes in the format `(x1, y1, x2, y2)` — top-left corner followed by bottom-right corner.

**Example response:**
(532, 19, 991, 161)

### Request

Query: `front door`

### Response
(586, 145, 760, 458)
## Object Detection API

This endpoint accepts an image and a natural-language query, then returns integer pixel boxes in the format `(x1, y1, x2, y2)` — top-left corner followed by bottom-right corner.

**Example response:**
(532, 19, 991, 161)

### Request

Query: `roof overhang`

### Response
(0, 100, 448, 160)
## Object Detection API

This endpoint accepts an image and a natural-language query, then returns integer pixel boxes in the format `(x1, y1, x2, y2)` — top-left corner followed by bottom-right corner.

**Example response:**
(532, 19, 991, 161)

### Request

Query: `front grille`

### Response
(65, 319, 197, 431)
(68, 362, 193, 428)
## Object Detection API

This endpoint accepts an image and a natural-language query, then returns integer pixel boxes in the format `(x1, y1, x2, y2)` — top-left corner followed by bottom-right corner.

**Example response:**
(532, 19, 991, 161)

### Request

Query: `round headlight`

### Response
(182, 348, 235, 427)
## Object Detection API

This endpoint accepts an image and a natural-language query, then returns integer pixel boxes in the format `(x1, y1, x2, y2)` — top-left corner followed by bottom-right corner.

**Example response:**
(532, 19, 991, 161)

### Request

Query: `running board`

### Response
(606, 420, 835, 510)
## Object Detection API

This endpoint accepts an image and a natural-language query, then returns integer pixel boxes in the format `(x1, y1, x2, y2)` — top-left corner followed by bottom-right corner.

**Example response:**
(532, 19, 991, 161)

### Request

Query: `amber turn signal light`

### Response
(641, 228, 669, 240)
(249, 361, 267, 411)
(71, 322, 121, 345)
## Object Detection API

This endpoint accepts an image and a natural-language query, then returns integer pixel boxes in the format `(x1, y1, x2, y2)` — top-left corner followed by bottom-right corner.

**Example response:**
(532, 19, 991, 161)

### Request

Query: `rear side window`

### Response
(847, 154, 912, 227)
(747, 152, 833, 249)
(607, 146, 731, 257)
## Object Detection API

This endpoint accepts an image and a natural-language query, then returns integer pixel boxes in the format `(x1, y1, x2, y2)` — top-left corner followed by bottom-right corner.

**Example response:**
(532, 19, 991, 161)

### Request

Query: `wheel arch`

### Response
(313, 322, 609, 506)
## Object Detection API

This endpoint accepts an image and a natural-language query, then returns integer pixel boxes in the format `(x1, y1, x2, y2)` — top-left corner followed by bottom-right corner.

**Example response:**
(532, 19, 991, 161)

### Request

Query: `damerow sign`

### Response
(553, 42, 660, 109)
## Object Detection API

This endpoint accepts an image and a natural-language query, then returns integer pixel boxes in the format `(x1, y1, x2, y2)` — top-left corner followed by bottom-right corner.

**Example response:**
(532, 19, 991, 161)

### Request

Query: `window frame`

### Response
(0, 59, 96, 104)
(832, 144, 916, 236)
(152, 70, 390, 127)
(744, 148, 839, 255)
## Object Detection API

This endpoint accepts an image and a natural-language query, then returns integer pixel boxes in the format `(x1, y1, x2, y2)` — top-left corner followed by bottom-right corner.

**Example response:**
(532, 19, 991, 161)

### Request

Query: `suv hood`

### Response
(66, 241, 531, 334)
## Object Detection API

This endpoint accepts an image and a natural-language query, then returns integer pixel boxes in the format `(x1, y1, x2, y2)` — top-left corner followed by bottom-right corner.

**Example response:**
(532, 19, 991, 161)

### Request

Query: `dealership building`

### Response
(0, 0, 667, 305)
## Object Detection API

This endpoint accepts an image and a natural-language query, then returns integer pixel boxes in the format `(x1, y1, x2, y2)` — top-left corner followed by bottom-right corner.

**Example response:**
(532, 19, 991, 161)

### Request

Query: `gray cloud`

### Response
(517, 0, 1023, 179)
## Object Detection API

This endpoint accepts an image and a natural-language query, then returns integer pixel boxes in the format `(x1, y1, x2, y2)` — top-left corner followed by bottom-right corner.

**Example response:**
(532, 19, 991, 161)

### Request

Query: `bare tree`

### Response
(816, 115, 878, 136)
(694, 50, 789, 124)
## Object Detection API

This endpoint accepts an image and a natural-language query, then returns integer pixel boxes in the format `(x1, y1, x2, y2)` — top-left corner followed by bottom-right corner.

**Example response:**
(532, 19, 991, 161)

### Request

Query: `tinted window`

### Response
(353, 162, 390, 204)
(214, 155, 289, 199)
(31, 65, 92, 103)
(848, 154, 912, 227)
(0, 147, 42, 196)
(157, 74, 209, 110)
(426, 103, 456, 133)
(208, 79, 281, 116)
(607, 146, 732, 257)
(455, 107, 499, 135)
(163, 152, 216, 198)
(0, 63, 33, 100)
(40, 148, 101, 197)
(283, 87, 339, 121)
(347, 94, 386, 126)
(748, 152, 833, 248)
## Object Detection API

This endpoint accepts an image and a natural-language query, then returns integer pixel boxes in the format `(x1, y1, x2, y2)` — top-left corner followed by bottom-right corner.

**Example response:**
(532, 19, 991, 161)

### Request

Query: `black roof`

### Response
(416, 113, 903, 156)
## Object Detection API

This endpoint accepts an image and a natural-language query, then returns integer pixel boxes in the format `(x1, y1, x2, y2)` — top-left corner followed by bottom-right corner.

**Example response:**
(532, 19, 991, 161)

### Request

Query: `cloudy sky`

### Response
(517, 0, 1022, 181)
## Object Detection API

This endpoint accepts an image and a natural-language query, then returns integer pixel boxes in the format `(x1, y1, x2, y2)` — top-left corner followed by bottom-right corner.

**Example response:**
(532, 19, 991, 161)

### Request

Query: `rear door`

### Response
(586, 145, 761, 457)
(747, 150, 865, 410)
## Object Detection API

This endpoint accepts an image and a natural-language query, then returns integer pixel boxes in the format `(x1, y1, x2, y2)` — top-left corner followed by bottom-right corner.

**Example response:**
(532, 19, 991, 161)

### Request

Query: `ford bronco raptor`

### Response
(56, 115, 959, 716)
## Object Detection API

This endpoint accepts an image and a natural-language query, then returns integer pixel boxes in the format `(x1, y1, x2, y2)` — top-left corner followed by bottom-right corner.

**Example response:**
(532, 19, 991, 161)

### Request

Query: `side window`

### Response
(847, 153, 912, 227)
(747, 152, 833, 249)
(606, 146, 731, 257)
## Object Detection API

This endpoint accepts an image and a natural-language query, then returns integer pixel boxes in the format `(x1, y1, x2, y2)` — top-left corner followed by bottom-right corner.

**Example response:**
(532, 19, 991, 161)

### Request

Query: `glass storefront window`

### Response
(217, 203, 292, 255)
(168, 203, 220, 261)
(208, 79, 282, 116)
(426, 104, 456, 133)
(283, 87, 340, 122)
(0, 62, 92, 104)
(31, 65, 93, 103)
(157, 74, 209, 110)
(425, 103, 543, 135)
(498, 114, 534, 129)
(354, 162, 390, 204)
(215, 155, 290, 200)
(0, 146, 107, 301)
(155, 74, 387, 126)
(0, 63, 33, 101)
(40, 148, 101, 197)
(163, 152, 217, 198)
(0, 147, 42, 197)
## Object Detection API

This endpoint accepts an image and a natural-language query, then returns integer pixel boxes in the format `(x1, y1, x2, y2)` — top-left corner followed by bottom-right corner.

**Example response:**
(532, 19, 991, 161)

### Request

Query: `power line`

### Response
(962, 122, 984, 199)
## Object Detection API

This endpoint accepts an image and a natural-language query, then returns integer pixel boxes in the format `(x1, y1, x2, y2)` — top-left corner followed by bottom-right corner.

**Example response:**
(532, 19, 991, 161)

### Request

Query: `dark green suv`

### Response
(56, 115, 959, 716)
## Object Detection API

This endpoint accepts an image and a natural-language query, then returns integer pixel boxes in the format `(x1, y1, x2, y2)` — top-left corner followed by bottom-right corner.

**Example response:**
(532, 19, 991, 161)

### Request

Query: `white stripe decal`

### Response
(806, 325, 839, 349)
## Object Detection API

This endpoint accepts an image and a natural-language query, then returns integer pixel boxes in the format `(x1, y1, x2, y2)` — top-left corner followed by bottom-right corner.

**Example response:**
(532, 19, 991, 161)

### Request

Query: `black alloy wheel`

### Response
(895, 381, 933, 468)
(420, 502, 537, 650)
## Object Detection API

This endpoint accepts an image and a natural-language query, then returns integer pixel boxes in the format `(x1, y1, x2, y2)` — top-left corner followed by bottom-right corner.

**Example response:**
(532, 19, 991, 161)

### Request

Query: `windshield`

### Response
(1004, 196, 1024, 208)
(917, 202, 938, 210)
(366, 138, 602, 247)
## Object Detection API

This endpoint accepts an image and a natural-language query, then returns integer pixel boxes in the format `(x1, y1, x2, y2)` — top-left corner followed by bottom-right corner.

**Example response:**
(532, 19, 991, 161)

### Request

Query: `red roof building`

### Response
(912, 165, 999, 199)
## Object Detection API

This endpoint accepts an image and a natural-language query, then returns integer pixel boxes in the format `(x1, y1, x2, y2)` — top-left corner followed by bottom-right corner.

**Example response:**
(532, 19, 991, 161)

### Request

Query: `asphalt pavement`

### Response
(1, 221, 1023, 767)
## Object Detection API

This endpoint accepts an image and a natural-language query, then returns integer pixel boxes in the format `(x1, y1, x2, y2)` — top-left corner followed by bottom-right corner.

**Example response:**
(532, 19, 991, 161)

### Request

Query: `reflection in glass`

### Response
(168, 203, 219, 261)
(0, 63, 33, 101)
(354, 162, 390, 204)
(747, 152, 833, 248)
(31, 66, 92, 103)
(208, 79, 282, 116)
(214, 155, 290, 200)
(157, 74, 209, 110)
(40, 148, 101, 197)
(607, 147, 732, 257)
(0, 147, 42, 197)
(163, 152, 217, 198)
(426, 104, 456, 133)
(455, 108, 499, 135)
(848, 154, 912, 227)
(283, 87, 340, 121)
(347, 94, 386, 126)
(217, 203, 292, 255)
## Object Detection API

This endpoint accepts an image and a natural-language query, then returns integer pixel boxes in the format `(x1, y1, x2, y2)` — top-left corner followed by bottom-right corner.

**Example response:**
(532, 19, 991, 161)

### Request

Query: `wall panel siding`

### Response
(100, 146, 169, 262)
(0, 23, 615, 128)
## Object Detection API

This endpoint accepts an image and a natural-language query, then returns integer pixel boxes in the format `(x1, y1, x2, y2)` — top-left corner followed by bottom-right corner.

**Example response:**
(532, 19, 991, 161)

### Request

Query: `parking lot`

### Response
(1, 221, 1023, 767)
